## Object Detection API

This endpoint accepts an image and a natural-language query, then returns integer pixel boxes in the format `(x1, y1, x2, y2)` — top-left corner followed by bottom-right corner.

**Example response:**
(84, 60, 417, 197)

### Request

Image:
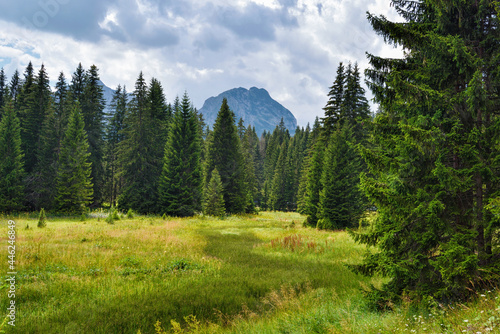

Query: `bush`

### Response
(106, 207, 120, 224)
(37, 208, 47, 228)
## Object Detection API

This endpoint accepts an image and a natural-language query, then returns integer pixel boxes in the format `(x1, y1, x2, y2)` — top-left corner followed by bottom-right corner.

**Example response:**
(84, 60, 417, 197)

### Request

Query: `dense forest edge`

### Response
(1, 0, 500, 331)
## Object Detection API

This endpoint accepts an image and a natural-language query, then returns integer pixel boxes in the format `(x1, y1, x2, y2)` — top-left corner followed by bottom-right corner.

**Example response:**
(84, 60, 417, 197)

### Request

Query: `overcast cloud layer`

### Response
(0, 0, 402, 126)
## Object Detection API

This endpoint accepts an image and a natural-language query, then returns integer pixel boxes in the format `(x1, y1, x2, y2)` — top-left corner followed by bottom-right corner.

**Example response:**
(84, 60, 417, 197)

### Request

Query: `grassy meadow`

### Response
(1, 211, 499, 333)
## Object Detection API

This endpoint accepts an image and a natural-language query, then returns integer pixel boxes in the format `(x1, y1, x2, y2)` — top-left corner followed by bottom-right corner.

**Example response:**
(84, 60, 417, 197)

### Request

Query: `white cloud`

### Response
(0, 0, 404, 127)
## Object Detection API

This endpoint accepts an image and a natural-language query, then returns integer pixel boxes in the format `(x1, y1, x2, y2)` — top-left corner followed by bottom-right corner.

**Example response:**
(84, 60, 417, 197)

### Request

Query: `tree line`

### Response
(3, 0, 497, 307)
(0, 61, 370, 222)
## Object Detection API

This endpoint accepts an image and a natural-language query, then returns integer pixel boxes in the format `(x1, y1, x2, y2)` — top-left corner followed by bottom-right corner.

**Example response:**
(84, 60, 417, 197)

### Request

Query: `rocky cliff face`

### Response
(198, 87, 297, 135)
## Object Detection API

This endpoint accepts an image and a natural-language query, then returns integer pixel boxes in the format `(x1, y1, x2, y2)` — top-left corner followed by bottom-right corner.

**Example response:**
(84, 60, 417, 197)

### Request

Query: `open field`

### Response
(1, 211, 499, 333)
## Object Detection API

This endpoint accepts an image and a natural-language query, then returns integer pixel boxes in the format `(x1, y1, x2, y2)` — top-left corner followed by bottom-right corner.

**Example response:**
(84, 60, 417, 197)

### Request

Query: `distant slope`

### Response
(98, 80, 117, 117)
(198, 87, 297, 135)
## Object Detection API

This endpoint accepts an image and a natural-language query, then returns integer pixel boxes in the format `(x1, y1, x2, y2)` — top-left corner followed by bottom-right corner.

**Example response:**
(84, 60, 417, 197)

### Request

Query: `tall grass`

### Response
(1, 211, 496, 333)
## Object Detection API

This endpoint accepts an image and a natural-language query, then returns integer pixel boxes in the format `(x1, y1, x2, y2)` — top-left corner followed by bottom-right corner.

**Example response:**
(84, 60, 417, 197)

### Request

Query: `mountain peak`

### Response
(199, 87, 297, 135)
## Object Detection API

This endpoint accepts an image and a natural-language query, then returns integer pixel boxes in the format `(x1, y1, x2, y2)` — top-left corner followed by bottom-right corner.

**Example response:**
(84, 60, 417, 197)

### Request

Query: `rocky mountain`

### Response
(198, 87, 297, 135)
(98, 80, 119, 118)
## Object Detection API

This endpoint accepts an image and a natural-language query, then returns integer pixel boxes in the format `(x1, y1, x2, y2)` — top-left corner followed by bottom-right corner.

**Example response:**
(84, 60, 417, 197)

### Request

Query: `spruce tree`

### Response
(242, 124, 259, 212)
(55, 104, 93, 213)
(158, 92, 202, 217)
(34, 102, 59, 210)
(18, 62, 38, 174)
(268, 138, 293, 211)
(351, 0, 500, 304)
(8, 70, 22, 110)
(148, 78, 170, 151)
(81, 64, 106, 205)
(204, 98, 247, 214)
(296, 124, 312, 214)
(69, 63, 85, 102)
(262, 119, 290, 209)
(38, 208, 47, 228)
(104, 85, 128, 206)
(322, 62, 345, 138)
(344, 62, 370, 141)
(317, 125, 363, 230)
(118, 73, 160, 213)
(0, 68, 6, 119)
(202, 168, 225, 217)
(301, 139, 325, 226)
(0, 102, 25, 212)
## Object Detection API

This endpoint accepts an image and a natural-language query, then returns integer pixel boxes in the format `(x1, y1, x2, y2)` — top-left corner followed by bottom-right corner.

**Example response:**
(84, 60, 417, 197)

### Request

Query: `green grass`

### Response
(0, 211, 498, 333)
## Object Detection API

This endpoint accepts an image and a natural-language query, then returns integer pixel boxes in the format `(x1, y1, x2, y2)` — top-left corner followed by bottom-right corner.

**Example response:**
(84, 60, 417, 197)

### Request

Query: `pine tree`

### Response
(242, 124, 259, 212)
(104, 85, 128, 206)
(286, 126, 310, 210)
(34, 101, 59, 210)
(81, 64, 106, 205)
(344, 62, 370, 141)
(148, 78, 170, 150)
(202, 168, 225, 217)
(262, 119, 290, 209)
(237, 118, 246, 140)
(296, 124, 312, 214)
(38, 208, 47, 228)
(18, 62, 38, 174)
(322, 62, 345, 138)
(0, 102, 25, 212)
(69, 63, 85, 102)
(268, 138, 293, 211)
(158, 92, 202, 217)
(8, 70, 22, 110)
(118, 73, 159, 213)
(55, 104, 93, 213)
(204, 98, 247, 214)
(318, 124, 363, 230)
(350, 0, 500, 304)
(0, 68, 6, 119)
(301, 139, 325, 226)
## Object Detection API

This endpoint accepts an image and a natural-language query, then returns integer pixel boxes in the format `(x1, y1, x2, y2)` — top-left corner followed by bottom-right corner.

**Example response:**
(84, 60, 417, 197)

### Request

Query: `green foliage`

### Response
(262, 120, 290, 210)
(37, 208, 47, 228)
(0, 68, 6, 116)
(268, 138, 293, 211)
(104, 85, 128, 207)
(33, 72, 70, 211)
(352, 0, 500, 305)
(322, 62, 345, 138)
(204, 98, 247, 214)
(127, 208, 135, 219)
(106, 206, 120, 224)
(0, 102, 25, 212)
(318, 124, 364, 230)
(81, 64, 106, 205)
(241, 124, 258, 213)
(322, 62, 370, 142)
(301, 140, 325, 227)
(18, 62, 39, 175)
(203, 168, 225, 217)
(55, 104, 93, 214)
(159, 92, 202, 217)
(118, 73, 162, 214)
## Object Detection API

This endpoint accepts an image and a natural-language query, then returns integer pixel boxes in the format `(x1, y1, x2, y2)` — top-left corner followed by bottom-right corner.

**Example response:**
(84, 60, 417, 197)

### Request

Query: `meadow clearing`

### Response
(0, 211, 499, 333)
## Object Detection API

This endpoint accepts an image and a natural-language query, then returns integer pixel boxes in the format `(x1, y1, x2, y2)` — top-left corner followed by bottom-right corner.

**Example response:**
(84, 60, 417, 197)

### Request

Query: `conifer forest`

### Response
(1, 1, 500, 332)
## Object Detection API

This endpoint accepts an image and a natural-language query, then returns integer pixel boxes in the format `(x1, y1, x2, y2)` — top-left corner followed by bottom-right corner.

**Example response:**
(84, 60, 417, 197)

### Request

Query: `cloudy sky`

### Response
(0, 0, 402, 126)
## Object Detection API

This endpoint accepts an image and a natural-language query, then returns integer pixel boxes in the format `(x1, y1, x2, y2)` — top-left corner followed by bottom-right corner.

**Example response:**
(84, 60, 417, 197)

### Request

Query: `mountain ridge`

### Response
(99, 82, 298, 135)
(198, 87, 297, 135)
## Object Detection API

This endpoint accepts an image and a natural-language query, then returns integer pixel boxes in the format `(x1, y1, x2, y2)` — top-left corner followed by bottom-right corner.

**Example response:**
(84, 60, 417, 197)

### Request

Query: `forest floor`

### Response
(0, 211, 499, 333)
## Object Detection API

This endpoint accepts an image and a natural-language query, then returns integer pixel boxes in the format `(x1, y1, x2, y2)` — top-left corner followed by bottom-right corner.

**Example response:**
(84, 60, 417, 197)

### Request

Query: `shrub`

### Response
(37, 208, 47, 228)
